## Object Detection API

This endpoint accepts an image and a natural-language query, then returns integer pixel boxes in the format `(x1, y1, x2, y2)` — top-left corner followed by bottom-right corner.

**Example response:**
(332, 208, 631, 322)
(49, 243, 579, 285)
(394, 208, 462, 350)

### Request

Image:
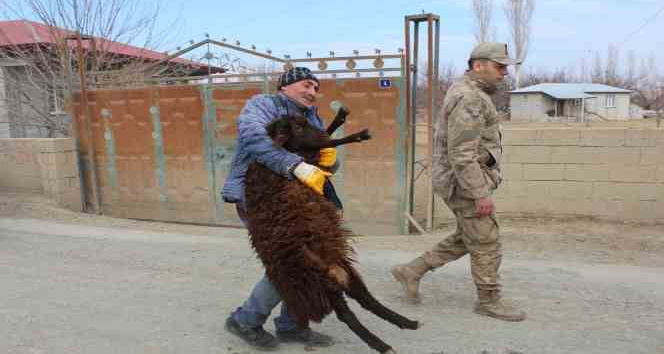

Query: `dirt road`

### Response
(1, 192, 663, 353)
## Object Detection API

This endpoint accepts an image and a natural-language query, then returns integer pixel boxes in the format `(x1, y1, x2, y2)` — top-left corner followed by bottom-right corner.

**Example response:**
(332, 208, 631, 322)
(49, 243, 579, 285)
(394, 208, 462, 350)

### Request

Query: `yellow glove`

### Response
(318, 147, 337, 168)
(292, 162, 332, 195)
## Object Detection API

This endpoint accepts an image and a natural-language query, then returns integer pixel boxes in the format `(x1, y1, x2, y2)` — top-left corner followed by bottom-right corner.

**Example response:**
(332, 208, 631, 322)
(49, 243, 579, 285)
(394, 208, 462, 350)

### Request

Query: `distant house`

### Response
(509, 83, 632, 122)
(0, 20, 223, 138)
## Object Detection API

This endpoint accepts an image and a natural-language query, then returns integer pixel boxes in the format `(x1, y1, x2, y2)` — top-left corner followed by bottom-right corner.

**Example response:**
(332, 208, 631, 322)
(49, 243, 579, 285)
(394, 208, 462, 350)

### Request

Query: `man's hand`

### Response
(292, 162, 332, 195)
(318, 147, 337, 168)
(475, 196, 495, 217)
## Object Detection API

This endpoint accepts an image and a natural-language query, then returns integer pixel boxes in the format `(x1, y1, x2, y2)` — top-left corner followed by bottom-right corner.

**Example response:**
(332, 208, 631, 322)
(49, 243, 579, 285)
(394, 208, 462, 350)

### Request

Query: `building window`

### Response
(604, 94, 616, 107)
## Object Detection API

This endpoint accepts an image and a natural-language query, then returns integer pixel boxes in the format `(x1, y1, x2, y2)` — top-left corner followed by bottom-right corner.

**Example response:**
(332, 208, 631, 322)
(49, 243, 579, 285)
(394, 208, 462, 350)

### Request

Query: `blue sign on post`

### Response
(379, 78, 392, 88)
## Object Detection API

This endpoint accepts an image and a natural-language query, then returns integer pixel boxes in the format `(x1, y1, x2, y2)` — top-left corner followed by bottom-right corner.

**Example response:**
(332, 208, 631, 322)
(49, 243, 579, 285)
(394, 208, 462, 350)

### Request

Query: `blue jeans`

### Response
(231, 205, 299, 331)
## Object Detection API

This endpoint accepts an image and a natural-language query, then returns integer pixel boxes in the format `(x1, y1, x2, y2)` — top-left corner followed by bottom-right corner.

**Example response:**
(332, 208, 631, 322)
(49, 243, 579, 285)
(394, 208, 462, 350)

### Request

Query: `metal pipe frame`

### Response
(73, 32, 102, 214)
(142, 38, 403, 75)
(403, 13, 440, 234)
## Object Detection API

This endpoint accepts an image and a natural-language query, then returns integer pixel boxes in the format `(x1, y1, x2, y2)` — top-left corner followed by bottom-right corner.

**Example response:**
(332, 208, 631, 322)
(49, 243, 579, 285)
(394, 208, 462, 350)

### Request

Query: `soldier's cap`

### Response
(470, 42, 522, 66)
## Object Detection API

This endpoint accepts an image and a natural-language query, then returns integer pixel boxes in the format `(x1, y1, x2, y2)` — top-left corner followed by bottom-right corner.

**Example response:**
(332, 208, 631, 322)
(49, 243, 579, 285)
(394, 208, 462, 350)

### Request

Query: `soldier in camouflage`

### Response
(391, 42, 526, 322)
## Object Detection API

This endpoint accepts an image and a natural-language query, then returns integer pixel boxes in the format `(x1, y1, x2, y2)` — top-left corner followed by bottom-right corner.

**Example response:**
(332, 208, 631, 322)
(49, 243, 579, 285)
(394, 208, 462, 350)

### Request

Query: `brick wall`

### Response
(0, 138, 82, 211)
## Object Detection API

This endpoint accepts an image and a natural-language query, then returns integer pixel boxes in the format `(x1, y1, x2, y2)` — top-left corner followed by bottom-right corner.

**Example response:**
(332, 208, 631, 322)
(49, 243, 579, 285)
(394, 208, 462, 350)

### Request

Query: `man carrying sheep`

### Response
(221, 67, 337, 350)
(391, 42, 527, 322)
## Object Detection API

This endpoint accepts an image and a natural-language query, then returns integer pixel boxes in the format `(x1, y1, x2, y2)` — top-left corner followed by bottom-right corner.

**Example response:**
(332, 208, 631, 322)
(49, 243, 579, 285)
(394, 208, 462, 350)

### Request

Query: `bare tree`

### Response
(625, 50, 636, 88)
(632, 54, 662, 111)
(0, 0, 192, 137)
(591, 51, 603, 83)
(503, 0, 535, 88)
(579, 56, 588, 83)
(605, 44, 619, 86)
(472, 0, 495, 43)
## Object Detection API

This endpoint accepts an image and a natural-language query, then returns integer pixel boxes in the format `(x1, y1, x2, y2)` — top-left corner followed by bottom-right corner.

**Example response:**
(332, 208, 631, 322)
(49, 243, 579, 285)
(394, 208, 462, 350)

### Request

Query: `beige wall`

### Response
(586, 93, 631, 119)
(493, 124, 663, 223)
(0, 138, 82, 211)
(425, 123, 663, 225)
(510, 93, 552, 122)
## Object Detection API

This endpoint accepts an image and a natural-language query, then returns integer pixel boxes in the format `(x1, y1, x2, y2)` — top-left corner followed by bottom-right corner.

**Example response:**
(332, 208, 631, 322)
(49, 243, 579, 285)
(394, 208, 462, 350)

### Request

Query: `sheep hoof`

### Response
(383, 349, 397, 354)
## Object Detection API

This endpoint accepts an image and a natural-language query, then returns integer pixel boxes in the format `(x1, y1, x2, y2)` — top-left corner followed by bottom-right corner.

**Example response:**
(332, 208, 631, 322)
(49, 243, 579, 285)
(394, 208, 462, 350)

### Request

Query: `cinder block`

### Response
(625, 129, 658, 147)
(536, 129, 581, 145)
(592, 182, 658, 201)
(603, 147, 641, 165)
(502, 146, 552, 163)
(656, 184, 664, 202)
(656, 129, 664, 145)
(545, 199, 595, 216)
(55, 153, 68, 171)
(617, 201, 659, 221)
(501, 129, 538, 145)
(41, 165, 58, 179)
(501, 163, 523, 180)
(594, 200, 627, 219)
(61, 158, 80, 178)
(640, 147, 664, 166)
(521, 180, 550, 198)
(494, 180, 522, 197)
(551, 146, 598, 164)
(66, 176, 81, 189)
(493, 196, 524, 213)
(58, 191, 83, 212)
(39, 139, 58, 153)
(608, 165, 657, 183)
(579, 129, 626, 147)
(38, 152, 56, 167)
(548, 181, 593, 200)
(565, 164, 610, 181)
(55, 138, 76, 152)
(523, 164, 565, 180)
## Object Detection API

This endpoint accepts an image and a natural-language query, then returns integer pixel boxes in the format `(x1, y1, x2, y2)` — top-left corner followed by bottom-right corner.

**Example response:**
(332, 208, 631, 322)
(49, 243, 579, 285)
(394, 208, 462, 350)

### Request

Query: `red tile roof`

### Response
(0, 19, 220, 70)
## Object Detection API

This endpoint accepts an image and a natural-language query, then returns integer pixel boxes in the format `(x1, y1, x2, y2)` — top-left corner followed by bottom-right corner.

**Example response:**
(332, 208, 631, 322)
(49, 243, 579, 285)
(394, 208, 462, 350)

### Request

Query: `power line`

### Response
(617, 2, 664, 48)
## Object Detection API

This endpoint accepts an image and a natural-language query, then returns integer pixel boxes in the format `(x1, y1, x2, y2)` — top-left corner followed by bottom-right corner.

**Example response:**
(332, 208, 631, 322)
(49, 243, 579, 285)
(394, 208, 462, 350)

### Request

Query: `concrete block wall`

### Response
(0, 139, 43, 191)
(494, 126, 664, 223)
(0, 138, 82, 211)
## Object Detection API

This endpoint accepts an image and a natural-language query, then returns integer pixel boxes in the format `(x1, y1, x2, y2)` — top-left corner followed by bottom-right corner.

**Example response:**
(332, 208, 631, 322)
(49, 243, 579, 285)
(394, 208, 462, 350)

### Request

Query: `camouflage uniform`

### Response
(426, 71, 503, 293)
(392, 42, 525, 321)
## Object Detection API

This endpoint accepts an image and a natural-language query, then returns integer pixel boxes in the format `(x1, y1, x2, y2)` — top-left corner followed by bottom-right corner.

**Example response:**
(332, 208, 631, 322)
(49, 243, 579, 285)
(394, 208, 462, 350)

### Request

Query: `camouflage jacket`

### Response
(432, 72, 503, 201)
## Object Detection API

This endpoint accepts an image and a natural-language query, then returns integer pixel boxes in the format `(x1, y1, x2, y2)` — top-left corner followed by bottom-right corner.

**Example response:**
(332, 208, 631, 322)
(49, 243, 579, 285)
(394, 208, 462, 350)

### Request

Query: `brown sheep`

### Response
(244, 113, 419, 354)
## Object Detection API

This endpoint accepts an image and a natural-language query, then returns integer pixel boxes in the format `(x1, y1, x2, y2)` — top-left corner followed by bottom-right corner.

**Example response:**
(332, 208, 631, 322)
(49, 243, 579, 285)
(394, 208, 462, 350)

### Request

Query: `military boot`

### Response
(390, 257, 430, 303)
(474, 289, 526, 322)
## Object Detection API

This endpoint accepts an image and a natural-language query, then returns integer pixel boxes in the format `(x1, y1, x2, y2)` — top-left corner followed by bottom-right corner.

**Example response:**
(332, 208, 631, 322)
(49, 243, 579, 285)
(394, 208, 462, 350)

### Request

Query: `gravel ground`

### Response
(1, 191, 663, 354)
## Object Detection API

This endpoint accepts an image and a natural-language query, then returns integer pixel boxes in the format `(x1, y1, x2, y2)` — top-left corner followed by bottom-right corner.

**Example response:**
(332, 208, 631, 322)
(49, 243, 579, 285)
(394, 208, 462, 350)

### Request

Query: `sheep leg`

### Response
(326, 106, 349, 135)
(345, 271, 420, 330)
(330, 292, 394, 354)
(318, 129, 372, 148)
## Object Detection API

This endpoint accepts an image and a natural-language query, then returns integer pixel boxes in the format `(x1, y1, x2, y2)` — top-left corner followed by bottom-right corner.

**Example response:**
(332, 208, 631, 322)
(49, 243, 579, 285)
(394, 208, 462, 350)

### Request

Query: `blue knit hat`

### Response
(277, 67, 319, 90)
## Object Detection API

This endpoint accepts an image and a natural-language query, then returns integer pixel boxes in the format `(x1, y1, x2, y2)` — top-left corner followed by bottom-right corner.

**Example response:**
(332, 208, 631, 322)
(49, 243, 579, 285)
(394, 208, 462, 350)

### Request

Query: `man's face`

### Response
(281, 79, 319, 108)
(473, 60, 508, 86)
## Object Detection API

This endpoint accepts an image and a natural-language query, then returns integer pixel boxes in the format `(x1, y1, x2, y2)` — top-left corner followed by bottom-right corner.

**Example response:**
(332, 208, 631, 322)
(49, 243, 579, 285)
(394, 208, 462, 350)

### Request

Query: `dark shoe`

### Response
(276, 327, 334, 347)
(225, 316, 279, 351)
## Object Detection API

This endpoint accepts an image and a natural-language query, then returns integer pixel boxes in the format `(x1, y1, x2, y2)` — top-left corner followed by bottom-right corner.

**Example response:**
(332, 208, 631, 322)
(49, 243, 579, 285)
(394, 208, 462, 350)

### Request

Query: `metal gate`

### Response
(73, 38, 408, 234)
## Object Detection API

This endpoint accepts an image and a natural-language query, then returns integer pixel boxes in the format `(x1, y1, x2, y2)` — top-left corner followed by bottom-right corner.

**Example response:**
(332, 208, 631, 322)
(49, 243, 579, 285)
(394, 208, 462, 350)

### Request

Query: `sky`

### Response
(9, 0, 664, 76)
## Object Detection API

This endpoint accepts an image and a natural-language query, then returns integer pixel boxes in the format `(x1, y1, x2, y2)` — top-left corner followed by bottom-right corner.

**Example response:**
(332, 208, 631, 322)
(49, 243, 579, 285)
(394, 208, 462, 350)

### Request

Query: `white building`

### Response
(509, 83, 632, 122)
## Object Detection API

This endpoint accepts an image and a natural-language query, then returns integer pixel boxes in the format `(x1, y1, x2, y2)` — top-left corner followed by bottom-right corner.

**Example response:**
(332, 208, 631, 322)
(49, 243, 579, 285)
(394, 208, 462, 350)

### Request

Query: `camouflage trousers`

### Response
(422, 189, 502, 292)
